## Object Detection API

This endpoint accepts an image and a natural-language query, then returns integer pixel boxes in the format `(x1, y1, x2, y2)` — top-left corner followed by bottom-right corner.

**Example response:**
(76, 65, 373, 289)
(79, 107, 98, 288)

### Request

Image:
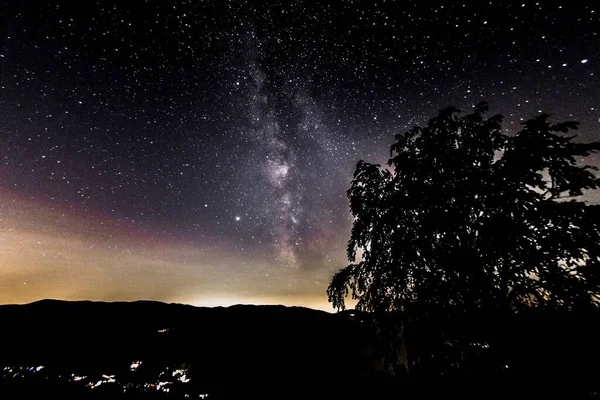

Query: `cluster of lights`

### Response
(469, 342, 491, 349)
(129, 361, 142, 371)
(71, 374, 87, 382)
(2, 362, 206, 398)
(1, 365, 44, 379)
(88, 374, 116, 389)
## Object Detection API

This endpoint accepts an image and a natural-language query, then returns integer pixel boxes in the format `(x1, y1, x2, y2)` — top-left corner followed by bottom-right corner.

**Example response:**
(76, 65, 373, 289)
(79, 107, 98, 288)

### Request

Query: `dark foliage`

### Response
(329, 102, 600, 314)
(327, 102, 600, 378)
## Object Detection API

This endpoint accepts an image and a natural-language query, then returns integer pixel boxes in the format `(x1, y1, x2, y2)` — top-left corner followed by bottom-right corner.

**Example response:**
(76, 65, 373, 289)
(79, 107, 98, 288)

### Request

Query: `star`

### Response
(0, 0, 597, 311)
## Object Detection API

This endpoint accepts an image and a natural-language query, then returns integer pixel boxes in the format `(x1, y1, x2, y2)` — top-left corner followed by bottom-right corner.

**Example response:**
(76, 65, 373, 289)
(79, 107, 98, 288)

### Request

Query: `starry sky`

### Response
(0, 0, 598, 310)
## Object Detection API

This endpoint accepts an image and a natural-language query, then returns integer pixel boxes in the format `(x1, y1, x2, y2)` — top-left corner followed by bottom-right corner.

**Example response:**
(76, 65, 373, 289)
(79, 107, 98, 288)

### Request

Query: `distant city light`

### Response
(129, 361, 142, 371)
(71, 374, 87, 382)
(2, 362, 203, 397)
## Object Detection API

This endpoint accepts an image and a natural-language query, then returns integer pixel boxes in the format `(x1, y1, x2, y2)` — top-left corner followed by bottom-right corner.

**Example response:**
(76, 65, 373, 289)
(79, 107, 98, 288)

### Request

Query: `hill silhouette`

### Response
(2, 300, 599, 398)
(0, 300, 373, 399)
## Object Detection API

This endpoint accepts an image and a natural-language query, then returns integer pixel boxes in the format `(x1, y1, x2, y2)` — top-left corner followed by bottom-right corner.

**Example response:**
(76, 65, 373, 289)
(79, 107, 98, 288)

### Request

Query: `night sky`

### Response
(1, 1, 598, 310)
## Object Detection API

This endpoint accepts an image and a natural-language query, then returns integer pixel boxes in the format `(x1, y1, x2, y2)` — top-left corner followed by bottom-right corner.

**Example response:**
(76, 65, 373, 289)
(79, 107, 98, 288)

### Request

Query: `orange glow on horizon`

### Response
(0, 191, 346, 311)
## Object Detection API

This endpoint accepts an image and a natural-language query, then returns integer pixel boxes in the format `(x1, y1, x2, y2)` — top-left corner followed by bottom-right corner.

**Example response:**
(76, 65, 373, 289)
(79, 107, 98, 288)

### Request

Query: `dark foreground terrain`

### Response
(0, 300, 599, 399)
(0, 300, 375, 399)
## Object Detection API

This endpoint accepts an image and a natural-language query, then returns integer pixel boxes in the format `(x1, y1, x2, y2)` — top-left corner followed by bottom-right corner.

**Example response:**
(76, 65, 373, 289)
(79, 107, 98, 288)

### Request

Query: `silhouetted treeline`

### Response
(326, 102, 600, 397)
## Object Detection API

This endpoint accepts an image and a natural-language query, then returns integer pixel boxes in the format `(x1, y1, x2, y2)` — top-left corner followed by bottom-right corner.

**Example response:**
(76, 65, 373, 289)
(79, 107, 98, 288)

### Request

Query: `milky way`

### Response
(0, 1, 598, 310)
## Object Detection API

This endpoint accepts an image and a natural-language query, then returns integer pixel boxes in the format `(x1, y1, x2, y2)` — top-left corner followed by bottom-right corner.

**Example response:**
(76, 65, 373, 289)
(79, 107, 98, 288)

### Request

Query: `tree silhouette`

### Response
(328, 102, 600, 316)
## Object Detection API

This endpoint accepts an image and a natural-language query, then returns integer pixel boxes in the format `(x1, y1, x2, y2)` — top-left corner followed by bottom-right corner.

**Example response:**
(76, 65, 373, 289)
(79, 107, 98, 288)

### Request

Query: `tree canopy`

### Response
(328, 102, 600, 315)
